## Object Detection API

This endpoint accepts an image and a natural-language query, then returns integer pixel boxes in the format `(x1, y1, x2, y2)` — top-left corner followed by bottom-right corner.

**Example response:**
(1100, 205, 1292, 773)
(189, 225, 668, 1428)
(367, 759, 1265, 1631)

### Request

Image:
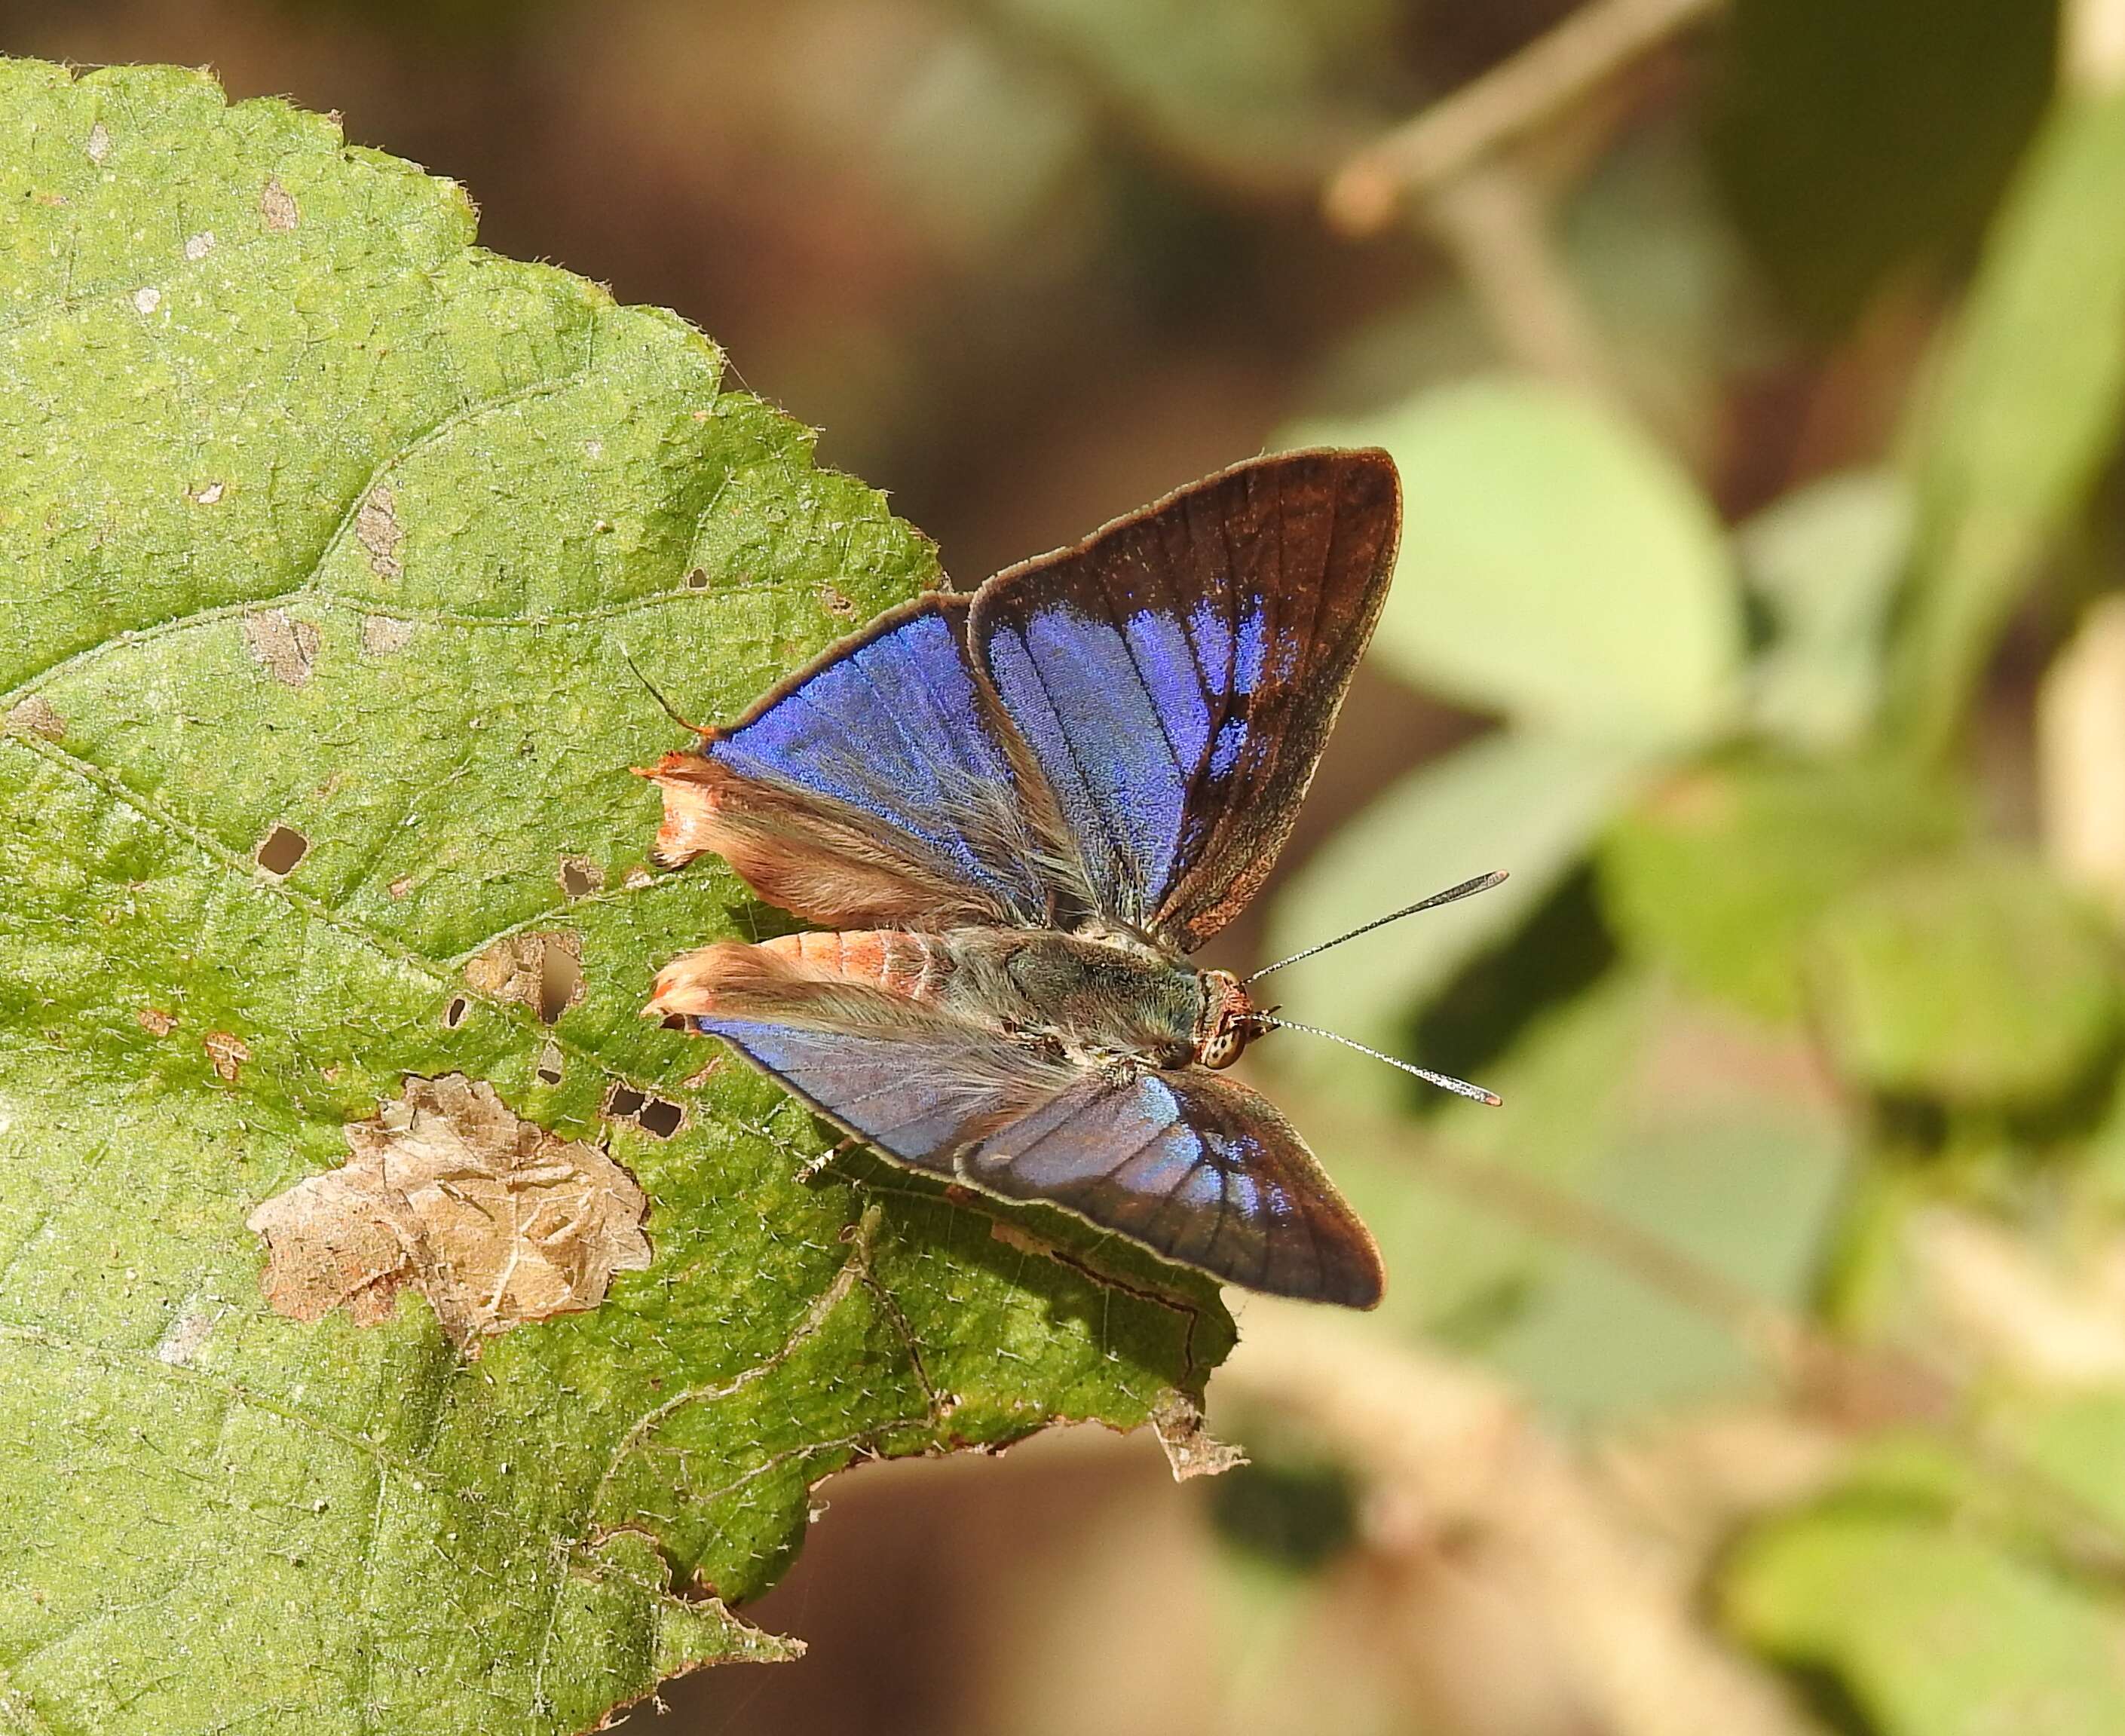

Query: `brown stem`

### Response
(1325, 0, 1725, 236)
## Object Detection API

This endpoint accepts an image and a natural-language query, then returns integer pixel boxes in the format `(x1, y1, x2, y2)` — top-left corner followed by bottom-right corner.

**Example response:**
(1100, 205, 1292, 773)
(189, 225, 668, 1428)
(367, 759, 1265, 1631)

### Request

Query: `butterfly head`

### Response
(1194, 969, 1261, 1070)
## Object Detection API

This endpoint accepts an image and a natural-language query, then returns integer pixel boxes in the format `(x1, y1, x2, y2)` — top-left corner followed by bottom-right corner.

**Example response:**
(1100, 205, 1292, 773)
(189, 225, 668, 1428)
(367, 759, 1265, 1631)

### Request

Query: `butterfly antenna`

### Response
(1246, 870, 1508, 984)
(620, 645, 709, 736)
(1255, 1017, 1502, 1107)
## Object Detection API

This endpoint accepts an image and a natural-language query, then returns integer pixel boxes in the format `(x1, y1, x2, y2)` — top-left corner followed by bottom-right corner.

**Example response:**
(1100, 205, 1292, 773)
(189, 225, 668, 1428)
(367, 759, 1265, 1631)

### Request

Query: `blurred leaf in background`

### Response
(1711, 0, 2058, 332)
(982, 0, 1410, 185)
(1891, 75, 2125, 749)
(1294, 375, 1744, 742)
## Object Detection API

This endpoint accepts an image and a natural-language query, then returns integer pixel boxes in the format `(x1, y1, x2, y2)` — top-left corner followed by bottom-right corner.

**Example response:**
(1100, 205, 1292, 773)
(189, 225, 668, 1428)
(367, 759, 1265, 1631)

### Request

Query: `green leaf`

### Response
(1260, 728, 1651, 1101)
(0, 60, 1228, 1736)
(1295, 975, 1849, 1425)
(1710, 0, 2056, 331)
(1723, 1512, 2125, 1736)
(1563, 115, 1786, 464)
(1987, 1388, 2125, 1539)
(1290, 378, 1744, 743)
(1740, 470, 1913, 753)
(1891, 86, 2125, 752)
(1807, 852, 2120, 1107)
(1598, 755, 1966, 1025)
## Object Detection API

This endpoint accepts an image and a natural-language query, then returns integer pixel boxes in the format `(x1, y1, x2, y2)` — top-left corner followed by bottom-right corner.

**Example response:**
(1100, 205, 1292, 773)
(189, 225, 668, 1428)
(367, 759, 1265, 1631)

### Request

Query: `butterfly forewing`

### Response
(645, 596, 1089, 931)
(970, 449, 1399, 951)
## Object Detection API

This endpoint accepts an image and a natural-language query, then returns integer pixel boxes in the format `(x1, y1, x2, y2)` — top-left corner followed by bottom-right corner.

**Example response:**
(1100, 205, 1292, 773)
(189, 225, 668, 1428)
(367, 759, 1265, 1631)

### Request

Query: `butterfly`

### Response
(641, 449, 1502, 1308)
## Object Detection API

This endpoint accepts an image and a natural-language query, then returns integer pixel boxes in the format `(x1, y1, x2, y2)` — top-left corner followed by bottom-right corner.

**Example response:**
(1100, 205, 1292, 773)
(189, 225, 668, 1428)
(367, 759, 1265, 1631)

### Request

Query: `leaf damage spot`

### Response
(540, 937, 583, 1022)
(1149, 1390, 1247, 1482)
(559, 855, 605, 899)
(685, 567, 709, 590)
(5, 695, 66, 740)
(256, 823, 309, 876)
(155, 1302, 225, 1367)
(246, 1073, 652, 1353)
(357, 483, 402, 579)
(84, 121, 111, 164)
(637, 1097, 684, 1139)
(535, 1041, 565, 1085)
(191, 480, 225, 504)
(184, 230, 215, 260)
(137, 1006, 175, 1036)
(204, 1030, 250, 1082)
(388, 873, 415, 900)
(360, 614, 415, 656)
(464, 930, 584, 1024)
(260, 175, 299, 231)
(442, 995, 468, 1029)
(132, 286, 161, 316)
(602, 1081, 685, 1138)
(818, 583, 856, 617)
(243, 608, 320, 687)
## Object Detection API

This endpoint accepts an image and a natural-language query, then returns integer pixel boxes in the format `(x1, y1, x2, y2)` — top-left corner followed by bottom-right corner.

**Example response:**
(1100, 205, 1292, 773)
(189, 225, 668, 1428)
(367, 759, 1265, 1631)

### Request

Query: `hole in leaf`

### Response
(256, 825, 309, 876)
(637, 1098, 684, 1139)
(605, 1085, 647, 1119)
(660, 1013, 687, 1030)
(537, 941, 581, 1025)
(535, 1043, 564, 1085)
(465, 931, 583, 1023)
(442, 997, 469, 1029)
(558, 856, 604, 899)
(685, 568, 709, 589)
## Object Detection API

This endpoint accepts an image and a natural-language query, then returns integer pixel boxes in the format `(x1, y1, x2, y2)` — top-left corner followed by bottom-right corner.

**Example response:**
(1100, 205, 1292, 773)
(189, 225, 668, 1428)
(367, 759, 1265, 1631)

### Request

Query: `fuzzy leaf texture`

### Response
(0, 60, 1229, 1736)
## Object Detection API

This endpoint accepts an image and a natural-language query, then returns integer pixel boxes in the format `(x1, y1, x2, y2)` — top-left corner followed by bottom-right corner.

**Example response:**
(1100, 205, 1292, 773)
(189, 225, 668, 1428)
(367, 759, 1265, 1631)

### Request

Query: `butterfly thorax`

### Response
(933, 929, 1213, 1070)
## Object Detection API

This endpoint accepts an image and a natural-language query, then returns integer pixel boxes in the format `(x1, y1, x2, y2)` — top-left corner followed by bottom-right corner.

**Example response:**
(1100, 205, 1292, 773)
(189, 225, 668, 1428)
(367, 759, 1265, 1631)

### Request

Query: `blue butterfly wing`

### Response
(969, 449, 1399, 950)
(666, 945, 1381, 1306)
(647, 596, 1091, 929)
(957, 1066, 1383, 1307)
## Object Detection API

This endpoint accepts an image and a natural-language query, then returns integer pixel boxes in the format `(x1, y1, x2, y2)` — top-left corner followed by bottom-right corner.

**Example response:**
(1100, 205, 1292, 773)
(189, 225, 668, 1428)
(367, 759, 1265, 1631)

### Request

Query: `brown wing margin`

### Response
(967, 449, 1400, 953)
(1159, 450, 1400, 949)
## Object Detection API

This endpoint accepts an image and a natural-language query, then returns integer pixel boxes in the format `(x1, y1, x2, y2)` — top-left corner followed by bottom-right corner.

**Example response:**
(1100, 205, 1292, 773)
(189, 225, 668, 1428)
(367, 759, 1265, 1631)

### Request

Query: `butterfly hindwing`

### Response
(956, 1066, 1382, 1307)
(649, 939, 1382, 1306)
(970, 449, 1399, 950)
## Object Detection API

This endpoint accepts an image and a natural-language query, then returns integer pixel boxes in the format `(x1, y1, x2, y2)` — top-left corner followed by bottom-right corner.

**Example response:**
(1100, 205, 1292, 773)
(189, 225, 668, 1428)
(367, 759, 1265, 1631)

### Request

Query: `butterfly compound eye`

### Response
(1195, 969, 1253, 1070)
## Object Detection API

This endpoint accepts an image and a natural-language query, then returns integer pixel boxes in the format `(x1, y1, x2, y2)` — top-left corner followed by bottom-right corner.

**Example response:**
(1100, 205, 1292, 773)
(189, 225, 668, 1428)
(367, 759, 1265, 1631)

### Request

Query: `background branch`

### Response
(1325, 0, 1726, 236)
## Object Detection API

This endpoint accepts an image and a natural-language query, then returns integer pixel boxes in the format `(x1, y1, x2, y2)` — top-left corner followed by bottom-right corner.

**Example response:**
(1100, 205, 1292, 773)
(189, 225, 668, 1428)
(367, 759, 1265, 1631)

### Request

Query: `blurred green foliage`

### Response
(1712, 0, 2057, 331)
(1246, 10, 2125, 1729)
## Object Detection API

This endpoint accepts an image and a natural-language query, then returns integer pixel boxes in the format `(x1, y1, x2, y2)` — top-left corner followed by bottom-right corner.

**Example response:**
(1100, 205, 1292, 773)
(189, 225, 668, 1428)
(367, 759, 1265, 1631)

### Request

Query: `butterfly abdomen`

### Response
(758, 929, 951, 1001)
